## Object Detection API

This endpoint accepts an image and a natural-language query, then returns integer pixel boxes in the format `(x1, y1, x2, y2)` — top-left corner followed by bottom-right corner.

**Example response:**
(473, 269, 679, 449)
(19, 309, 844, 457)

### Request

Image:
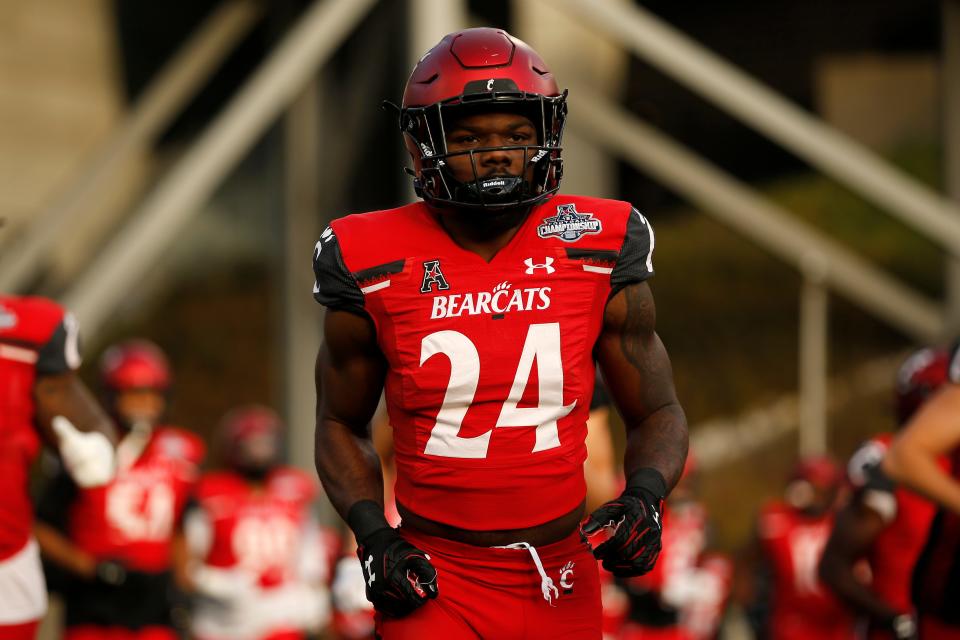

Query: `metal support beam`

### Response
(553, 0, 960, 254)
(283, 80, 323, 474)
(799, 273, 829, 456)
(944, 0, 960, 331)
(0, 0, 261, 293)
(568, 88, 943, 342)
(64, 0, 378, 337)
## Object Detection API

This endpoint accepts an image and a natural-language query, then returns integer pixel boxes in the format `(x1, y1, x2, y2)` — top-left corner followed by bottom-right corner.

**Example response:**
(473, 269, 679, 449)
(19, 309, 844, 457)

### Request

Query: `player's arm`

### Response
(314, 308, 387, 520)
(883, 385, 960, 514)
(32, 312, 117, 488)
(312, 226, 437, 616)
(818, 495, 901, 624)
(34, 472, 96, 580)
(582, 209, 687, 577)
(596, 281, 687, 489)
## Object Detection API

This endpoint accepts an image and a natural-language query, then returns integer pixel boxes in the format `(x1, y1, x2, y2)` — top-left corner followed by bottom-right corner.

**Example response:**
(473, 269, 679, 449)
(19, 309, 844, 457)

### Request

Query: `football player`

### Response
(740, 456, 855, 640)
(313, 28, 688, 639)
(186, 405, 338, 640)
(34, 340, 204, 640)
(884, 343, 960, 639)
(819, 347, 949, 640)
(0, 295, 116, 639)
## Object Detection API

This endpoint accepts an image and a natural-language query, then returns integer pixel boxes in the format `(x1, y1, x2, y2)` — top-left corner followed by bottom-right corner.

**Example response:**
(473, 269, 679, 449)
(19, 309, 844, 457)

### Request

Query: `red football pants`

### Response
(0, 621, 38, 640)
(377, 528, 601, 639)
(65, 626, 177, 640)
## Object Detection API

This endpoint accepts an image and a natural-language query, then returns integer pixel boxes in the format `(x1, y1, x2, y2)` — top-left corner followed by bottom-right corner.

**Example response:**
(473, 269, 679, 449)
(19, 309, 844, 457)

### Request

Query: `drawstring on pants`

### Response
(493, 542, 559, 606)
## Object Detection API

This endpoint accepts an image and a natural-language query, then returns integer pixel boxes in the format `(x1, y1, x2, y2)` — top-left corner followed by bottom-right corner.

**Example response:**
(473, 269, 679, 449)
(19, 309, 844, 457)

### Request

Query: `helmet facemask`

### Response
(398, 86, 567, 211)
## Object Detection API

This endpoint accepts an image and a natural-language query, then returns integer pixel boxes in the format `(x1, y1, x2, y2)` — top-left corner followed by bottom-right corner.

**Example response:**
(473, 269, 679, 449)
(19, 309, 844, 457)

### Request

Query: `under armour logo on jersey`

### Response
(420, 260, 450, 293)
(364, 554, 375, 587)
(524, 257, 555, 275)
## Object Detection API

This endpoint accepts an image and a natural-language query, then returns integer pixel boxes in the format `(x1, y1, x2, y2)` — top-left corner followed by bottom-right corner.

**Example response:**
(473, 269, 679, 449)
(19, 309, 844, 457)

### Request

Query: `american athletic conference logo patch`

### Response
(537, 204, 602, 242)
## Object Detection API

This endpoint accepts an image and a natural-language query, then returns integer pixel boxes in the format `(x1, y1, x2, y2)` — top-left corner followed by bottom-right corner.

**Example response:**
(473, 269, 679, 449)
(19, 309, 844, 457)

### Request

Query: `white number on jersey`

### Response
(106, 480, 175, 541)
(421, 322, 576, 459)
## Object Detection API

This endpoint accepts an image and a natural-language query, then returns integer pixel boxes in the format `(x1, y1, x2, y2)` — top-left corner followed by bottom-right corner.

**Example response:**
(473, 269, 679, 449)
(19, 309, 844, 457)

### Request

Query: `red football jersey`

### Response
(846, 434, 939, 616)
(0, 295, 79, 559)
(64, 427, 204, 572)
(757, 502, 855, 640)
(313, 196, 654, 530)
(193, 467, 337, 588)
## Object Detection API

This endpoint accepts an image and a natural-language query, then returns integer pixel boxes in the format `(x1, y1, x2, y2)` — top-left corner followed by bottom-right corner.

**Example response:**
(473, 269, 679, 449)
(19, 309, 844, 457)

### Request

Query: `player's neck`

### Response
(436, 206, 530, 262)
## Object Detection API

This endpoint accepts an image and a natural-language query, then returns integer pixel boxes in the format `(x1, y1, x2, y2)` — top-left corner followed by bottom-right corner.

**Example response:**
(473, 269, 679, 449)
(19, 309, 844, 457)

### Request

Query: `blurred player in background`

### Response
(617, 453, 731, 640)
(34, 340, 204, 640)
(739, 455, 854, 640)
(820, 347, 949, 640)
(884, 343, 960, 639)
(314, 27, 687, 639)
(186, 405, 337, 640)
(0, 295, 116, 640)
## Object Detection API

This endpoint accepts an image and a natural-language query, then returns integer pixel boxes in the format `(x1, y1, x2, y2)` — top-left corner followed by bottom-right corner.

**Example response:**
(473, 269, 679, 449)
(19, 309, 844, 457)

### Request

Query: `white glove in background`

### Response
(52, 416, 116, 488)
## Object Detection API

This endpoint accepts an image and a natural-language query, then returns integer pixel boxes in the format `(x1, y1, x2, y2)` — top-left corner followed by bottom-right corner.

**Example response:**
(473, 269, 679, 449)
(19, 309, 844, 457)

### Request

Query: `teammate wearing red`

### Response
(743, 456, 854, 640)
(186, 405, 338, 640)
(0, 295, 116, 639)
(35, 340, 204, 640)
(820, 347, 949, 640)
(885, 342, 960, 639)
(313, 28, 688, 639)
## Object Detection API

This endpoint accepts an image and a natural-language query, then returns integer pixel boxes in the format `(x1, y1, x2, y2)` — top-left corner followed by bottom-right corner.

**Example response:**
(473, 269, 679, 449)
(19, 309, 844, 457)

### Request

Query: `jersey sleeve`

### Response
(610, 207, 655, 296)
(35, 312, 82, 375)
(312, 225, 365, 315)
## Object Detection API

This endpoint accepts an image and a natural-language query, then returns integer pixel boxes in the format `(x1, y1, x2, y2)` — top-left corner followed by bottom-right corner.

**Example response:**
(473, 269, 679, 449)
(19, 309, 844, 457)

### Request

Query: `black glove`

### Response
(349, 501, 438, 618)
(580, 468, 665, 577)
(93, 559, 152, 590)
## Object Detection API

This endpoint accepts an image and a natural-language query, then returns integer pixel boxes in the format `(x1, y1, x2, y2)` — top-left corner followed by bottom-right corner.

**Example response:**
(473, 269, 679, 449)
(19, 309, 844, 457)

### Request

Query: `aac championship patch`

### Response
(537, 204, 602, 242)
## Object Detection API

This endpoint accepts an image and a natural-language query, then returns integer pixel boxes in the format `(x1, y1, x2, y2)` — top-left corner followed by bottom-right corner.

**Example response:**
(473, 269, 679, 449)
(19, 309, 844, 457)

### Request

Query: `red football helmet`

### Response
(219, 404, 283, 473)
(894, 346, 950, 426)
(99, 339, 171, 391)
(395, 27, 567, 210)
(786, 455, 842, 514)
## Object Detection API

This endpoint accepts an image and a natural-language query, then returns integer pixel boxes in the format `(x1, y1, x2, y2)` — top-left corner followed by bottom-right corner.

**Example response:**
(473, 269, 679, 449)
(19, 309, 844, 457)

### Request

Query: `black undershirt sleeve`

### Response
(312, 226, 366, 316)
(610, 207, 655, 297)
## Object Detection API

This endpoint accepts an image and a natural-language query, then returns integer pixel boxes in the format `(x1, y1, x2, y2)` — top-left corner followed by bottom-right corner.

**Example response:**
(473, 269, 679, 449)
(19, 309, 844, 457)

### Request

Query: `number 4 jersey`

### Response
(313, 195, 654, 531)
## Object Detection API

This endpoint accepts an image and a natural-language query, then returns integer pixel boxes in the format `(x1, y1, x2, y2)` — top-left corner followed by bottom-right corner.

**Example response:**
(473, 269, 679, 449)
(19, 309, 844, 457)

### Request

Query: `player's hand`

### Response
(93, 559, 150, 590)
(581, 468, 666, 577)
(357, 527, 438, 617)
(52, 416, 116, 488)
(882, 614, 918, 640)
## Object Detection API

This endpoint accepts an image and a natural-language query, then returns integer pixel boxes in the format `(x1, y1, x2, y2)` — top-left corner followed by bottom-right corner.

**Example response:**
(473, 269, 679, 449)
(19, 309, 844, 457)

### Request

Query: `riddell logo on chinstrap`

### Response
(430, 282, 551, 319)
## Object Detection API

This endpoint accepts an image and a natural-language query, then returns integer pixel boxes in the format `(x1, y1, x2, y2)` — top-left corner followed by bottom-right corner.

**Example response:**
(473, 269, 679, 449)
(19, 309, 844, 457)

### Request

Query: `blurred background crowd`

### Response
(3, 0, 959, 638)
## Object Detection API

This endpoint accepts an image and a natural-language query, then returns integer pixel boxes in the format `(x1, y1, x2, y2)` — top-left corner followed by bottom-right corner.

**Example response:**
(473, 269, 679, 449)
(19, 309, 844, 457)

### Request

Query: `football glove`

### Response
(52, 416, 115, 488)
(349, 501, 438, 618)
(581, 468, 666, 577)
